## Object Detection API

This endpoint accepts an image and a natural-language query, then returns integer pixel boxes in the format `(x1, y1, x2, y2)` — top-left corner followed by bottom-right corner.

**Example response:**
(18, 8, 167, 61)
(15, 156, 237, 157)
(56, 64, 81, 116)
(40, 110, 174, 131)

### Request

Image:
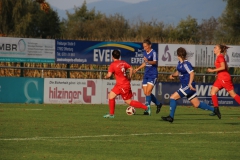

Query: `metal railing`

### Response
(1, 66, 240, 83)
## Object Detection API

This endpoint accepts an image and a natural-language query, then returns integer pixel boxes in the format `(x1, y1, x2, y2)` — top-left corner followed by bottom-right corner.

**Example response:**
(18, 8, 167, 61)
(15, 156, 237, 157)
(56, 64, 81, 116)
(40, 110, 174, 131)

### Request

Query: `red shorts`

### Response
(213, 78, 234, 91)
(112, 85, 133, 100)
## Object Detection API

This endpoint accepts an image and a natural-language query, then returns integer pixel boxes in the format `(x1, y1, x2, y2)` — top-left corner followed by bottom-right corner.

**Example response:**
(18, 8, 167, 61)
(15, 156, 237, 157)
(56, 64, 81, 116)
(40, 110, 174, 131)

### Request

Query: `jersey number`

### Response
(121, 68, 126, 76)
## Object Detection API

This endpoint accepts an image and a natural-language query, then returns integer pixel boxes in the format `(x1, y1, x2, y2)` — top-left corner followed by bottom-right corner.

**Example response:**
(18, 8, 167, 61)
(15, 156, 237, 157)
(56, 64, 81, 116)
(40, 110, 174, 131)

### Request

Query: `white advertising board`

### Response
(44, 78, 102, 104)
(101, 80, 151, 104)
(195, 45, 215, 67)
(158, 44, 196, 66)
(0, 37, 55, 63)
(226, 45, 240, 67)
(195, 45, 240, 67)
(44, 78, 154, 105)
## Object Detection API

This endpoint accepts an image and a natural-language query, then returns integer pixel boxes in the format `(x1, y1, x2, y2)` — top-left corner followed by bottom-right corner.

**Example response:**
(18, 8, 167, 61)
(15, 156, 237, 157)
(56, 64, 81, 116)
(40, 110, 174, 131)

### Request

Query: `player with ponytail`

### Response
(207, 44, 240, 117)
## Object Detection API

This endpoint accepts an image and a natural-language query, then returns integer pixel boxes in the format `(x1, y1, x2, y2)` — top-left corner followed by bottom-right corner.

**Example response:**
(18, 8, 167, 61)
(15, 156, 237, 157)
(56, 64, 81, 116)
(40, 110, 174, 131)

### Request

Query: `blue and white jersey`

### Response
(177, 60, 195, 87)
(143, 49, 158, 78)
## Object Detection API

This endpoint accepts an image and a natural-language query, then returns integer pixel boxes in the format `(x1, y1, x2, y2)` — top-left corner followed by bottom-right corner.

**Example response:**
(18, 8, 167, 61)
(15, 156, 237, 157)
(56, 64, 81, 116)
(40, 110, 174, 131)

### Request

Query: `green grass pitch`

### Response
(0, 103, 240, 160)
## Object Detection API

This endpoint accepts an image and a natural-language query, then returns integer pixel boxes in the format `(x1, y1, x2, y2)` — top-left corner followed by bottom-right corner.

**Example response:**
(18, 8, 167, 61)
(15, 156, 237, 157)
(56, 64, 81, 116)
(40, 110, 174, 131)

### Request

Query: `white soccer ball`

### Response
(126, 106, 136, 115)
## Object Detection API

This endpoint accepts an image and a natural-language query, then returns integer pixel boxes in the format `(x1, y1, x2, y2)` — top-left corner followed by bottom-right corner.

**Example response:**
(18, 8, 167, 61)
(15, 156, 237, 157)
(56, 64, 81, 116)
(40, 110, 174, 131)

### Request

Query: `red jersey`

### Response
(215, 54, 231, 81)
(108, 60, 131, 87)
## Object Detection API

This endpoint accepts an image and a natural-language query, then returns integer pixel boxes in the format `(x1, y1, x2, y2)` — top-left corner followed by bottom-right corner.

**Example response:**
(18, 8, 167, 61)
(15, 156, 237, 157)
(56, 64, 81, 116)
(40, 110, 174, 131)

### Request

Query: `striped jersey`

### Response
(143, 49, 158, 78)
(177, 60, 194, 87)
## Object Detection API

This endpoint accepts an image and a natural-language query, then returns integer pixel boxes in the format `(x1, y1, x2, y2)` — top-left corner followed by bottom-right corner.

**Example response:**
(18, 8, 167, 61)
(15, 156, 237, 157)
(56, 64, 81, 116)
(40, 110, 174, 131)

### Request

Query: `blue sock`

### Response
(198, 102, 214, 112)
(151, 93, 161, 105)
(146, 95, 151, 106)
(170, 99, 177, 118)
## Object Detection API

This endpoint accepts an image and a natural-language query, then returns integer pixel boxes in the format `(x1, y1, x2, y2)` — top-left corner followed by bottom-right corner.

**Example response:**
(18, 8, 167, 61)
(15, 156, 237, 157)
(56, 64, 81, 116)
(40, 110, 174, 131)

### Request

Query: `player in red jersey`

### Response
(103, 50, 150, 118)
(207, 44, 240, 118)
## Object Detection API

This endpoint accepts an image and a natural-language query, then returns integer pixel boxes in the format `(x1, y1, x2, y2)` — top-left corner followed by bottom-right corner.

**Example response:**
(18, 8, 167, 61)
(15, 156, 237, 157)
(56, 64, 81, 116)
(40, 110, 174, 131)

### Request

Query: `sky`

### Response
(46, 0, 226, 24)
(46, 0, 148, 10)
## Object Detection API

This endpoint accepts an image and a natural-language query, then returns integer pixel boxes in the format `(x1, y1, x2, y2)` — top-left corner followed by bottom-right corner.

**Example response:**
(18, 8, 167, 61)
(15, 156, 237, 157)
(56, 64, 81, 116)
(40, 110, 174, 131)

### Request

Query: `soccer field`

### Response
(0, 104, 240, 160)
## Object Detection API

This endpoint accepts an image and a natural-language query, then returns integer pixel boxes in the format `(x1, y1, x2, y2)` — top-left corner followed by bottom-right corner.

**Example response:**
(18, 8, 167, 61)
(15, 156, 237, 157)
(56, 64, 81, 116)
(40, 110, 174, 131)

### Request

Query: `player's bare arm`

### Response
(143, 57, 157, 65)
(169, 71, 179, 79)
(128, 67, 133, 80)
(134, 62, 146, 73)
(104, 72, 112, 79)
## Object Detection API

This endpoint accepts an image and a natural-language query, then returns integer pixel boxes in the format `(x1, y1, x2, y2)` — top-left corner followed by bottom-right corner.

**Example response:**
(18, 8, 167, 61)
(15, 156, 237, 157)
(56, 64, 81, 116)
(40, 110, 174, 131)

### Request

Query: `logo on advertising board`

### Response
(227, 46, 240, 67)
(186, 51, 194, 60)
(137, 88, 145, 103)
(0, 37, 55, 63)
(158, 82, 240, 106)
(232, 52, 240, 58)
(0, 38, 26, 52)
(18, 39, 26, 52)
(83, 80, 96, 103)
(230, 52, 240, 64)
(0, 77, 44, 103)
(82, 42, 139, 54)
(159, 44, 196, 66)
(131, 81, 146, 103)
(84, 42, 143, 65)
(162, 45, 171, 62)
(102, 80, 147, 104)
(48, 86, 82, 103)
(45, 79, 100, 104)
(24, 80, 42, 103)
(56, 40, 148, 65)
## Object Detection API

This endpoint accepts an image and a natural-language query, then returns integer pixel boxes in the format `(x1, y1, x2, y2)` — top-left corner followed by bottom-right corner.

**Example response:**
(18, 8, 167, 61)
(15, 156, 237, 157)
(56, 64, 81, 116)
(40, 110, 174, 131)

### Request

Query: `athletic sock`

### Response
(198, 102, 214, 112)
(109, 99, 115, 115)
(169, 99, 177, 118)
(146, 95, 151, 106)
(151, 93, 161, 105)
(211, 95, 219, 107)
(130, 100, 147, 110)
(234, 94, 240, 104)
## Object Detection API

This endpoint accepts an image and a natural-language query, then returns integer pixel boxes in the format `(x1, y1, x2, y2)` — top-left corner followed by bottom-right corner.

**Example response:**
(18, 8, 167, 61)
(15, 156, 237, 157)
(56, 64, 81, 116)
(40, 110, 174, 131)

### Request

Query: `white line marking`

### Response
(1, 131, 240, 141)
(0, 108, 43, 110)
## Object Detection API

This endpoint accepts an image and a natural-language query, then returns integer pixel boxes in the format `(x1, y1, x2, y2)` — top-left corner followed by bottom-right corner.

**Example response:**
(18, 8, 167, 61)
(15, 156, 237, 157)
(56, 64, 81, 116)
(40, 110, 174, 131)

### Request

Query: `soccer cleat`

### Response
(143, 111, 149, 115)
(103, 114, 114, 118)
(209, 112, 216, 116)
(156, 103, 162, 114)
(143, 105, 151, 115)
(213, 107, 221, 119)
(146, 105, 151, 116)
(161, 115, 174, 123)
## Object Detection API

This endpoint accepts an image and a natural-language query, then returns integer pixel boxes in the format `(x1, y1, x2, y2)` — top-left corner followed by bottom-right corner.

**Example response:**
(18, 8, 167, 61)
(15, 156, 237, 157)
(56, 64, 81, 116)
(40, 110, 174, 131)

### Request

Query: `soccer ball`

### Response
(126, 106, 136, 115)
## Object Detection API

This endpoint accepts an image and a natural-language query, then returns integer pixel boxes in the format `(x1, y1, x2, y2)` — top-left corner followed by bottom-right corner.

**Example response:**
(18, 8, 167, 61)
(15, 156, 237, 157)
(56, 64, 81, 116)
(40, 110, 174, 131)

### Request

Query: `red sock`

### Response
(211, 95, 218, 107)
(234, 94, 240, 104)
(130, 100, 147, 110)
(109, 99, 115, 115)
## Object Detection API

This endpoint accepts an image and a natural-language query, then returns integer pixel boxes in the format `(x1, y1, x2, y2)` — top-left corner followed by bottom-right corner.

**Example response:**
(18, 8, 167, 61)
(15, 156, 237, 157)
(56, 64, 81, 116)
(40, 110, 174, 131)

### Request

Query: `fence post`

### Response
(20, 62, 24, 77)
(67, 64, 70, 78)
(203, 75, 205, 83)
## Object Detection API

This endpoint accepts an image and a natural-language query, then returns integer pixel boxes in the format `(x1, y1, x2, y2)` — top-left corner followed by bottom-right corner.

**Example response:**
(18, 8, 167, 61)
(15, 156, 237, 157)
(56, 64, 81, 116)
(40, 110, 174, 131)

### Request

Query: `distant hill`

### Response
(52, 0, 226, 25)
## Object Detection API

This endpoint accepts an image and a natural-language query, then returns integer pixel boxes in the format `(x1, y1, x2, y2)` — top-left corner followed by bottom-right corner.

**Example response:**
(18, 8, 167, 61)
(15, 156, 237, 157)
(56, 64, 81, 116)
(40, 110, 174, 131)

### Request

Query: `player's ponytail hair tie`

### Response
(223, 46, 230, 50)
